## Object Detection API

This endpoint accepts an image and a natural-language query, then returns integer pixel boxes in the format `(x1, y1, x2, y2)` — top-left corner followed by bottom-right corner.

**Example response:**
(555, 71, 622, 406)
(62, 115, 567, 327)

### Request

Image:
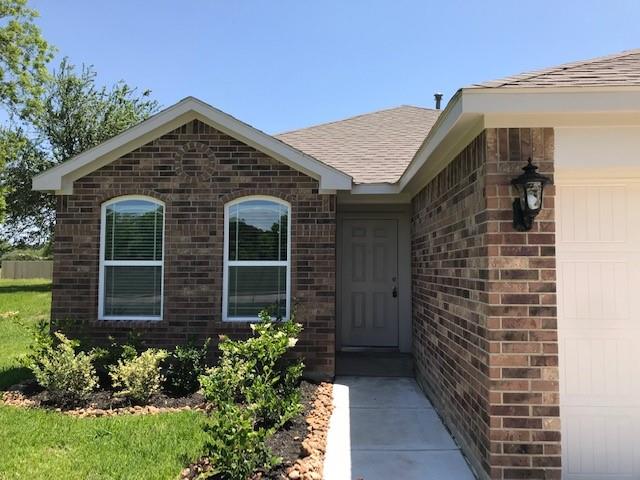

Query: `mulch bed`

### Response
(181, 381, 334, 480)
(1, 380, 207, 417)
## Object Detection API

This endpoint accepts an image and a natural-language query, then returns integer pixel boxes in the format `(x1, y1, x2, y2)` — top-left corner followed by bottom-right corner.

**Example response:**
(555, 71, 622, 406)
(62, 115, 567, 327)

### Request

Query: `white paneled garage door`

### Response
(557, 175, 640, 479)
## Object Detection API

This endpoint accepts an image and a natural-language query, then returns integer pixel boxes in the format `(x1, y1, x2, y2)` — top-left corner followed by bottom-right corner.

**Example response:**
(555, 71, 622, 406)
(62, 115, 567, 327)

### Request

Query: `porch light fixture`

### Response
(511, 158, 551, 232)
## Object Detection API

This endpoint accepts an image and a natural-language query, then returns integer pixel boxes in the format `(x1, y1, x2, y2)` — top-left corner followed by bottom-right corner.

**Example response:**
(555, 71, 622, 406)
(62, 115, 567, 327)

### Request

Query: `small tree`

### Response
(1, 58, 159, 244)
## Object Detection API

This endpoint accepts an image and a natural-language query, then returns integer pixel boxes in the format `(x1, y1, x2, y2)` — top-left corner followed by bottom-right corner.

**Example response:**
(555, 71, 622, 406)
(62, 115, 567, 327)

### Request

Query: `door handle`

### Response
(392, 286, 398, 298)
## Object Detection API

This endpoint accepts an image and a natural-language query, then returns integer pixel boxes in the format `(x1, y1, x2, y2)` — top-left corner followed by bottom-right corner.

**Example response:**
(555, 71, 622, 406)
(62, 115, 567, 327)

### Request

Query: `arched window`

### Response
(99, 196, 164, 320)
(223, 196, 291, 321)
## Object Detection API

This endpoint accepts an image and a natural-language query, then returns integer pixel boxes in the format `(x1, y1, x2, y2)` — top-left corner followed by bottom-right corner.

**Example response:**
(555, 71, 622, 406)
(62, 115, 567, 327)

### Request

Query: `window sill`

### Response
(98, 316, 162, 321)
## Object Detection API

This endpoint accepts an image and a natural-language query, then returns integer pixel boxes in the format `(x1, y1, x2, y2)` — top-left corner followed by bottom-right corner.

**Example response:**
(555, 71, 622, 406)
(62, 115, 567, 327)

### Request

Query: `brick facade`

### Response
(51, 119, 336, 378)
(411, 128, 560, 479)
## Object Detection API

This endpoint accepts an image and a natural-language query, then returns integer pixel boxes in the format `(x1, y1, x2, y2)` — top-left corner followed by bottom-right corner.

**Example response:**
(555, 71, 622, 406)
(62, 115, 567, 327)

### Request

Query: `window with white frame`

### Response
(223, 197, 290, 321)
(99, 196, 164, 320)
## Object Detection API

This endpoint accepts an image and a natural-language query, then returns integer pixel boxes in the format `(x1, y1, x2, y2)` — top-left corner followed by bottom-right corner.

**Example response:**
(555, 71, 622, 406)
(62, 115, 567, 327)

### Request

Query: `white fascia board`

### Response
(386, 86, 640, 197)
(464, 87, 640, 115)
(33, 97, 352, 194)
(350, 183, 400, 195)
(396, 92, 465, 192)
(337, 190, 411, 204)
(348, 94, 483, 198)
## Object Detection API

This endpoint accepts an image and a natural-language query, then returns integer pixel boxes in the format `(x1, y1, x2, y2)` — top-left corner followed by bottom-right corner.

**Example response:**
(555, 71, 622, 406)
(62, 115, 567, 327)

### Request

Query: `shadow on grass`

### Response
(0, 283, 52, 294)
(0, 366, 32, 391)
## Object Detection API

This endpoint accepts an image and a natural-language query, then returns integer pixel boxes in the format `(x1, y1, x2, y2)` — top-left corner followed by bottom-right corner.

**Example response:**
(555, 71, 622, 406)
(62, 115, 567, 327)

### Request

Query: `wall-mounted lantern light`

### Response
(511, 158, 552, 231)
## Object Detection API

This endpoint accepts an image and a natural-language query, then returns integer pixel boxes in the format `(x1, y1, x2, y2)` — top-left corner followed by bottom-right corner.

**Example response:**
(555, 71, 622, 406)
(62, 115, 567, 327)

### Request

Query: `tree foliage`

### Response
(0, 127, 50, 241)
(0, 0, 53, 116)
(0, 58, 159, 244)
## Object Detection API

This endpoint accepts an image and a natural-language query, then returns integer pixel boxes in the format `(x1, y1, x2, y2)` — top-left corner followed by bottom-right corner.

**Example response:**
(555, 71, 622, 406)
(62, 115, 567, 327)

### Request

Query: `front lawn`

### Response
(0, 279, 51, 389)
(0, 279, 208, 480)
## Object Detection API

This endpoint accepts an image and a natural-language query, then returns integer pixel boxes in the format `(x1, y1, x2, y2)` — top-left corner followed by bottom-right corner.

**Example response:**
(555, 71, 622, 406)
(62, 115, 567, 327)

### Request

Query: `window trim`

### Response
(222, 195, 291, 322)
(98, 195, 165, 321)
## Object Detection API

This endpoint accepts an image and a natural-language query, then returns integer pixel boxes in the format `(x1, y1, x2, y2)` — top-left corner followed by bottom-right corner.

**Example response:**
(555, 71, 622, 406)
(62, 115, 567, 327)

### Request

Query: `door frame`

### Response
(336, 206, 412, 353)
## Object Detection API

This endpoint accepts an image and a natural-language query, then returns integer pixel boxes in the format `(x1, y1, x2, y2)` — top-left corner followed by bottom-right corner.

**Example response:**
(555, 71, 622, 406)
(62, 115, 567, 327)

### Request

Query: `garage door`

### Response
(557, 175, 640, 479)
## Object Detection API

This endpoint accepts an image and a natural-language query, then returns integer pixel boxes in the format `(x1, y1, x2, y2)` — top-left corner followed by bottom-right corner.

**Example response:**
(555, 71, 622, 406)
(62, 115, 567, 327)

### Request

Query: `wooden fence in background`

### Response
(0, 261, 53, 280)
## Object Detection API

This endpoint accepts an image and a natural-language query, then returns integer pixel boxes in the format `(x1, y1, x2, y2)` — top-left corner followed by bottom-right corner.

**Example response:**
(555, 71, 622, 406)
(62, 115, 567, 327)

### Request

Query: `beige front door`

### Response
(340, 218, 399, 347)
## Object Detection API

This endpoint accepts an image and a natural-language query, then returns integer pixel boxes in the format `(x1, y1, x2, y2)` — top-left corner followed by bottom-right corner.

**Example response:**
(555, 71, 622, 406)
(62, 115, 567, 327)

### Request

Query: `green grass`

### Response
(0, 279, 51, 389)
(0, 279, 208, 479)
(0, 406, 208, 480)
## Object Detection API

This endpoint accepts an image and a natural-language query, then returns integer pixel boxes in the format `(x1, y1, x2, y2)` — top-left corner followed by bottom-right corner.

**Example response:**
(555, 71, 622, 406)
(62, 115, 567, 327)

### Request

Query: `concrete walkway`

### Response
(324, 376, 475, 480)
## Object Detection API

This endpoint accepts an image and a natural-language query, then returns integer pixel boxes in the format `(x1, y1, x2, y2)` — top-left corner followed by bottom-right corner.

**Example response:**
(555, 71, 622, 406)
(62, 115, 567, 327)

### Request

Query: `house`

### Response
(33, 49, 640, 479)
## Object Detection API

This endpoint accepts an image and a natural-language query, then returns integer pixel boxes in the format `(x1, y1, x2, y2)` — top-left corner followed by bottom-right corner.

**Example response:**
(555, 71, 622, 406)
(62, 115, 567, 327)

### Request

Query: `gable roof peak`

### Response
(33, 96, 352, 193)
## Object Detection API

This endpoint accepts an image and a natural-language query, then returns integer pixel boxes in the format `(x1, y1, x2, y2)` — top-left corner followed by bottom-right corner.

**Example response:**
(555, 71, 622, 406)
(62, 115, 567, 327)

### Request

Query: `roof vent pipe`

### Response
(434, 92, 443, 110)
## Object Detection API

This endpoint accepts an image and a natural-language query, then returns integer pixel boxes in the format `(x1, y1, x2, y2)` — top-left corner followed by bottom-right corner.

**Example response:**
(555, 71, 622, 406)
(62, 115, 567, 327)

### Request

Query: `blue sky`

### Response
(31, 0, 640, 133)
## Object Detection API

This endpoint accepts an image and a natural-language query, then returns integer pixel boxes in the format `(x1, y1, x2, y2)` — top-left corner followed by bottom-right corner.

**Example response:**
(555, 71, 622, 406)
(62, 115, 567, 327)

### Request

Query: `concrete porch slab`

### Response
(350, 450, 475, 480)
(324, 376, 475, 480)
(349, 408, 457, 450)
(336, 376, 433, 409)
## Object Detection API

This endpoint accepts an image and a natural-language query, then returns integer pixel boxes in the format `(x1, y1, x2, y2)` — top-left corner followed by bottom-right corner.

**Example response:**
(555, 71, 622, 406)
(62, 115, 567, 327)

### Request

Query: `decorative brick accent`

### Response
(51, 119, 336, 379)
(411, 128, 560, 479)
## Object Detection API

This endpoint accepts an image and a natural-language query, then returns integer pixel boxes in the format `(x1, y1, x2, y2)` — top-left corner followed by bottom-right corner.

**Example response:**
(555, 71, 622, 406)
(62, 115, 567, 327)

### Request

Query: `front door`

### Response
(340, 218, 399, 347)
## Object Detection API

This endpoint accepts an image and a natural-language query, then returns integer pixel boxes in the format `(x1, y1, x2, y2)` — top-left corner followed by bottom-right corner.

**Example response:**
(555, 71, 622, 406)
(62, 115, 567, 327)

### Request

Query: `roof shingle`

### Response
(275, 106, 440, 184)
(470, 49, 640, 88)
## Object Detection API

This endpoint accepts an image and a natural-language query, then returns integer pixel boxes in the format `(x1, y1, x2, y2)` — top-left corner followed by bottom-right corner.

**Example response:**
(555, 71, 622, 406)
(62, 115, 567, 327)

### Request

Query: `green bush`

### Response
(21, 319, 53, 370)
(204, 402, 278, 480)
(198, 310, 304, 478)
(109, 348, 168, 403)
(91, 332, 146, 388)
(30, 332, 99, 405)
(0, 239, 11, 259)
(1, 246, 52, 261)
(200, 310, 304, 428)
(164, 338, 210, 395)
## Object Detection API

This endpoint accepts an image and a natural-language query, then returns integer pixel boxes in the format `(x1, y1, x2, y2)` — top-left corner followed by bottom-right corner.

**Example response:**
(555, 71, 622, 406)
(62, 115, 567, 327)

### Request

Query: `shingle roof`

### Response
(275, 106, 440, 184)
(470, 49, 640, 88)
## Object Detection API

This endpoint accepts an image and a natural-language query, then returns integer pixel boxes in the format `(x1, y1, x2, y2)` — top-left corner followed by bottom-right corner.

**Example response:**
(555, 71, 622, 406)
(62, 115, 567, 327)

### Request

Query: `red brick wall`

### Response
(411, 133, 493, 475)
(485, 128, 560, 479)
(51, 119, 336, 378)
(411, 128, 560, 479)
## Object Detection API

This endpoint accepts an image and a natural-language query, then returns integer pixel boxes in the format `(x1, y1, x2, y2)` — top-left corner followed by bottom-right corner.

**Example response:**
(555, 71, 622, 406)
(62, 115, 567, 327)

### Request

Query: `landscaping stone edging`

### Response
(1, 390, 208, 417)
(285, 382, 333, 480)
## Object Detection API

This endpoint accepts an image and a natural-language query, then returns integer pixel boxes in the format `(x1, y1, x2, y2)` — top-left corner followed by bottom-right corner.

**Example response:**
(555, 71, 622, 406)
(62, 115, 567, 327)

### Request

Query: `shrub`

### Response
(109, 348, 168, 403)
(200, 310, 304, 428)
(1, 246, 52, 261)
(30, 332, 98, 405)
(164, 338, 210, 395)
(204, 403, 278, 480)
(198, 310, 304, 478)
(91, 333, 146, 388)
(21, 319, 53, 370)
(0, 239, 11, 259)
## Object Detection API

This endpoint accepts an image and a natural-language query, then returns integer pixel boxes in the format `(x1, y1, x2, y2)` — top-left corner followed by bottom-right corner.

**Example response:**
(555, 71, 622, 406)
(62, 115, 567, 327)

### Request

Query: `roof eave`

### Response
(353, 85, 640, 198)
(33, 97, 353, 194)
